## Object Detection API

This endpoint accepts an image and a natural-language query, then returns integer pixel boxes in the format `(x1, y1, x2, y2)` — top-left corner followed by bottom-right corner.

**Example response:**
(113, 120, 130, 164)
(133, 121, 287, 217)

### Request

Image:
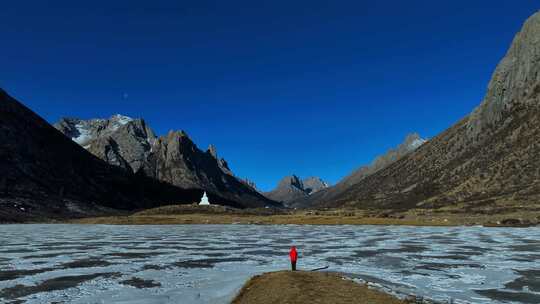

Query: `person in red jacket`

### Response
(289, 246, 298, 271)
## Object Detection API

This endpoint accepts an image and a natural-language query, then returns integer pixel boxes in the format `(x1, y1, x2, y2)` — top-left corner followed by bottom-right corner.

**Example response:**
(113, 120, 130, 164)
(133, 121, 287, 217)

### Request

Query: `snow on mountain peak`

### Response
(57, 115, 135, 147)
(73, 122, 91, 145)
(111, 114, 133, 125)
(410, 138, 427, 149)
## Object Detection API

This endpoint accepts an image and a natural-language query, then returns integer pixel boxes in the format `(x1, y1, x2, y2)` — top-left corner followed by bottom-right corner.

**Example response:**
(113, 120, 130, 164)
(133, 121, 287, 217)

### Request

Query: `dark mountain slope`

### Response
(0, 90, 237, 222)
(145, 130, 277, 208)
(313, 12, 540, 212)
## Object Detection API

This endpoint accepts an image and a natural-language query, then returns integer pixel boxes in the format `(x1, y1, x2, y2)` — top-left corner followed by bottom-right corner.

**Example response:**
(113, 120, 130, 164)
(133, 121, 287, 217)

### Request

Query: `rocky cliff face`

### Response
(467, 12, 540, 142)
(0, 90, 204, 222)
(55, 116, 276, 208)
(265, 175, 328, 205)
(310, 11, 540, 212)
(207, 144, 233, 175)
(146, 131, 274, 207)
(303, 177, 329, 195)
(239, 178, 259, 192)
(55, 116, 156, 173)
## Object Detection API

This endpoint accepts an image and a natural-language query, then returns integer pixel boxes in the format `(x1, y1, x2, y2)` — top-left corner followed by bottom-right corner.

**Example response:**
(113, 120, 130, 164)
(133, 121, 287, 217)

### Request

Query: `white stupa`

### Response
(199, 191, 210, 206)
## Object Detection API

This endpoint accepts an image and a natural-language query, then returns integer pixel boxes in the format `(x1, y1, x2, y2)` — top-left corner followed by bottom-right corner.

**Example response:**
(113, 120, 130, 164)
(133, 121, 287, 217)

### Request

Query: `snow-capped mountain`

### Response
(55, 115, 156, 173)
(56, 114, 137, 147)
(54, 115, 276, 208)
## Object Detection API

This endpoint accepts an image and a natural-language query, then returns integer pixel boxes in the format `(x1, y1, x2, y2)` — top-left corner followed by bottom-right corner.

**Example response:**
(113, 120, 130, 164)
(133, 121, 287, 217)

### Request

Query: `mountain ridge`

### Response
(292, 133, 426, 207)
(54, 114, 277, 208)
(307, 11, 540, 212)
(265, 175, 329, 205)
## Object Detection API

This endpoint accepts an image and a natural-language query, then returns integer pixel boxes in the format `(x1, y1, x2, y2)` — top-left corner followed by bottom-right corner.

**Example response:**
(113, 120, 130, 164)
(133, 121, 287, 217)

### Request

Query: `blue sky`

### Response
(1, 1, 538, 191)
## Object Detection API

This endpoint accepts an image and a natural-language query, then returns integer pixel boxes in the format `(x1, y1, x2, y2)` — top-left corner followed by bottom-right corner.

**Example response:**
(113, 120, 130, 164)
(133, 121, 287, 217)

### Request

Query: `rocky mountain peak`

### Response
(110, 114, 134, 125)
(208, 144, 218, 159)
(403, 133, 427, 150)
(54, 114, 142, 147)
(167, 130, 191, 141)
(218, 158, 232, 175)
(279, 175, 304, 190)
(54, 115, 275, 208)
(357, 132, 427, 180)
(265, 175, 329, 205)
(240, 178, 259, 192)
(467, 11, 540, 142)
(205, 144, 232, 174)
(0, 89, 205, 222)
(54, 114, 158, 173)
(303, 177, 329, 195)
(292, 132, 427, 207)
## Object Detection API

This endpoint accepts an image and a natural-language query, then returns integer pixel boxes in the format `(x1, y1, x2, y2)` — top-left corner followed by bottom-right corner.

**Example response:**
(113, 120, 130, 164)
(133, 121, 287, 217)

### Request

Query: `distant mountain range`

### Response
(54, 115, 276, 209)
(340, 133, 426, 188)
(0, 95, 279, 222)
(299, 11, 540, 213)
(265, 175, 329, 205)
(292, 133, 426, 207)
(2, 11, 540, 221)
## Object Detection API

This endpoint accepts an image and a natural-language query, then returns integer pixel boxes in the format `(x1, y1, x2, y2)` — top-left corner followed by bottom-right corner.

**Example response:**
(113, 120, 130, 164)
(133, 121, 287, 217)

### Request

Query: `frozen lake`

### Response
(0, 224, 539, 304)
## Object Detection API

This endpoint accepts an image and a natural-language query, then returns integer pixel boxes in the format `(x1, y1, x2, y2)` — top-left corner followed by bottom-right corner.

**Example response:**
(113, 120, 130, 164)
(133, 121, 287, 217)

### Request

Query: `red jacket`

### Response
(289, 246, 298, 262)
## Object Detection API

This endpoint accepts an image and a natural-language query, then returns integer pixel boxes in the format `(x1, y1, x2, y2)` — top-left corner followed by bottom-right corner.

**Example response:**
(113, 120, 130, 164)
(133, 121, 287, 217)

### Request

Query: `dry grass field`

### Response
(70, 203, 540, 227)
(232, 271, 410, 304)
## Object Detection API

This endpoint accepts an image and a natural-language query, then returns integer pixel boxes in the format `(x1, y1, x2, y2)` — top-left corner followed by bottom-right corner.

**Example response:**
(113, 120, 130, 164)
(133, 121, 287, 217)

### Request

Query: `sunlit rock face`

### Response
(302, 177, 329, 195)
(467, 11, 540, 143)
(302, 11, 540, 212)
(55, 116, 277, 209)
(54, 115, 156, 173)
(265, 175, 329, 205)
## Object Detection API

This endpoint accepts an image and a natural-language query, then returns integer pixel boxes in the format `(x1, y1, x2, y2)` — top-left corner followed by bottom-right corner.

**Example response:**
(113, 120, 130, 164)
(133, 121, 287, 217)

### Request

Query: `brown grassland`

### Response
(70, 203, 540, 227)
(232, 271, 411, 304)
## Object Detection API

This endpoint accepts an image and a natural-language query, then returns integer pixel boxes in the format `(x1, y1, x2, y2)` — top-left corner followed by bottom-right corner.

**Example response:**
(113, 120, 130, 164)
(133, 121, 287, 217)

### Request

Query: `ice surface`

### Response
(0, 225, 538, 304)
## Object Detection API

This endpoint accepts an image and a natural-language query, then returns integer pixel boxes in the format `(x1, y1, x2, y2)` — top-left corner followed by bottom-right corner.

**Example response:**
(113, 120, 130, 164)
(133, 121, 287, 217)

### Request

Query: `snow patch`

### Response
(112, 114, 133, 125)
(409, 138, 427, 149)
(72, 123, 92, 145)
(109, 114, 134, 132)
